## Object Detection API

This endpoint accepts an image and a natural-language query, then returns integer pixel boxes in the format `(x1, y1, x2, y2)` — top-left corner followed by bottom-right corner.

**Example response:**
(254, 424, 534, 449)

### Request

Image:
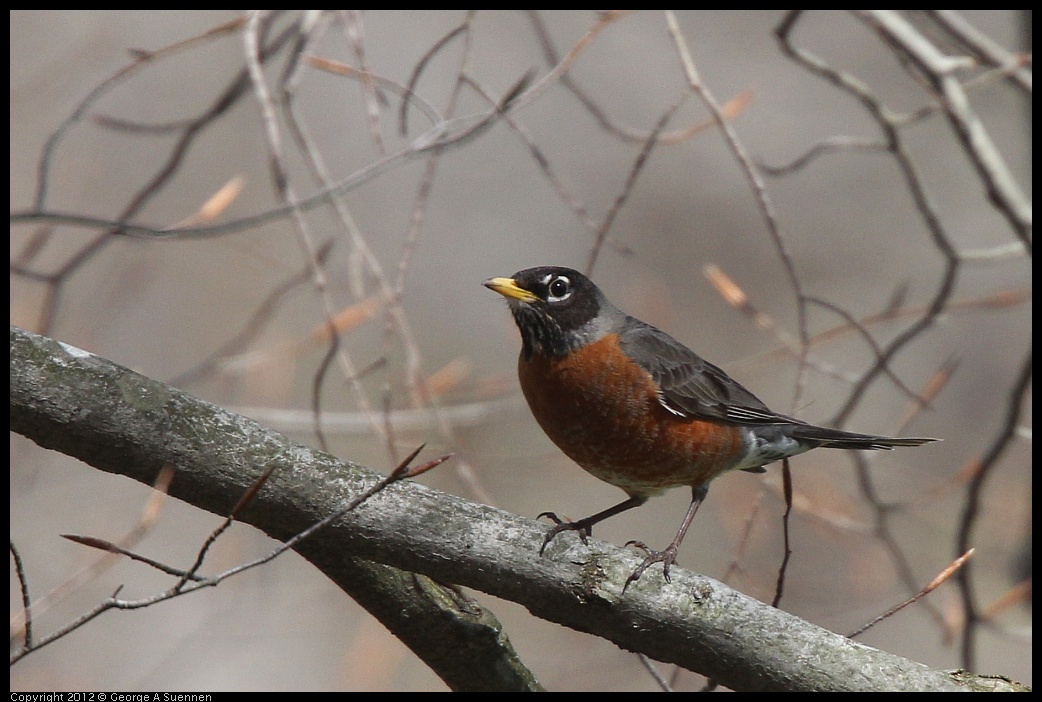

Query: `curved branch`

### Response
(10, 325, 1015, 691)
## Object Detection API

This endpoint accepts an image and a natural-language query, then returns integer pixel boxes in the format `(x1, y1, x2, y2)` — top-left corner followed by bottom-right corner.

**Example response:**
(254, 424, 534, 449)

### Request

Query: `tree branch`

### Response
(10, 325, 1020, 691)
(9, 325, 539, 692)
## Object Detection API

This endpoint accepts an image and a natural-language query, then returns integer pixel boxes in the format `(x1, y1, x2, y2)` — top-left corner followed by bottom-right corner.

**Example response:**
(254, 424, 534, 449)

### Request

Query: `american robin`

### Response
(484, 265, 936, 589)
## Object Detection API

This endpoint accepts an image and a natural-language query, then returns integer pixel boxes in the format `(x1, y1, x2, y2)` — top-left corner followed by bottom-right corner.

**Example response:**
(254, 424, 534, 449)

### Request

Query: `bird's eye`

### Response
(547, 276, 571, 302)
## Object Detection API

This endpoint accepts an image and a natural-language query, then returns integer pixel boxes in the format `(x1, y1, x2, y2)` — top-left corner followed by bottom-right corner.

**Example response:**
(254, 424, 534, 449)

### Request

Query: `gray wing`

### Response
(617, 320, 935, 450)
(617, 319, 790, 425)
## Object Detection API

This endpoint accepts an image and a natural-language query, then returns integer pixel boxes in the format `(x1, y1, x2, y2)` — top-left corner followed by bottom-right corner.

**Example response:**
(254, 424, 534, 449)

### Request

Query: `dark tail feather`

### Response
(791, 425, 938, 451)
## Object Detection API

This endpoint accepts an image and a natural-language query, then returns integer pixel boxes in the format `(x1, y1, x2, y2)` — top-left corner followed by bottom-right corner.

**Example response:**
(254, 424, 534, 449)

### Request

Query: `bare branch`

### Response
(10, 325, 984, 691)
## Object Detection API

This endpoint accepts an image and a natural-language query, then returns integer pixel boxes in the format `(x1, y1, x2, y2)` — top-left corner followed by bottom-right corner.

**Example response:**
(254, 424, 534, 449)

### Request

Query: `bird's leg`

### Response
(538, 494, 647, 555)
(624, 484, 709, 591)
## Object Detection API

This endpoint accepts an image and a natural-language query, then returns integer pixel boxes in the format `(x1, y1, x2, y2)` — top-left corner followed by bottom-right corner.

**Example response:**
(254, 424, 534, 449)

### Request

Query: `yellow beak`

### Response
(483, 277, 539, 303)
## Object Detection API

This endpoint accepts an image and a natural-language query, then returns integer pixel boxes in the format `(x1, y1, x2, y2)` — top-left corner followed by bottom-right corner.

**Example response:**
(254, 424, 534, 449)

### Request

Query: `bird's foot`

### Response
(623, 540, 680, 592)
(537, 512, 592, 555)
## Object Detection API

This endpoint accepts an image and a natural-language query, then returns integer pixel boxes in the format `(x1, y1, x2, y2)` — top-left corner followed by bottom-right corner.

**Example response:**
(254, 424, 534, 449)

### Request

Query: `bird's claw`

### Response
(537, 512, 592, 554)
(622, 540, 680, 592)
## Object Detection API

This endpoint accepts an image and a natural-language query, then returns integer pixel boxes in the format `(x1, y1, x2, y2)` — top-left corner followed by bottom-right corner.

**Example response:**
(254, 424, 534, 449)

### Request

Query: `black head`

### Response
(483, 266, 620, 359)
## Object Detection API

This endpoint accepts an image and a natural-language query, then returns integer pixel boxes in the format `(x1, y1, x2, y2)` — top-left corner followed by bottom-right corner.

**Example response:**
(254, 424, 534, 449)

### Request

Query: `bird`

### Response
(483, 265, 936, 589)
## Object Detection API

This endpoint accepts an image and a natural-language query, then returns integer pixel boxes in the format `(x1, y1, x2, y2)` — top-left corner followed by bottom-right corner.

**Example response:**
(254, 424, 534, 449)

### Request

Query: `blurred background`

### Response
(11, 11, 1031, 691)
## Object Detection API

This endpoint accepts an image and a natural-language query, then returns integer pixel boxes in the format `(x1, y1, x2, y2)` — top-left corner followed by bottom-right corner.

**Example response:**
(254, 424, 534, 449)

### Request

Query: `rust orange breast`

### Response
(518, 333, 746, 497)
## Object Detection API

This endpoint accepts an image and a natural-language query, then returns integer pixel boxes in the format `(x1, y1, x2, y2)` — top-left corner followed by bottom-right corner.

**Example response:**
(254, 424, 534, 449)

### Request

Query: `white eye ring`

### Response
(546, 275, 571, 302)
